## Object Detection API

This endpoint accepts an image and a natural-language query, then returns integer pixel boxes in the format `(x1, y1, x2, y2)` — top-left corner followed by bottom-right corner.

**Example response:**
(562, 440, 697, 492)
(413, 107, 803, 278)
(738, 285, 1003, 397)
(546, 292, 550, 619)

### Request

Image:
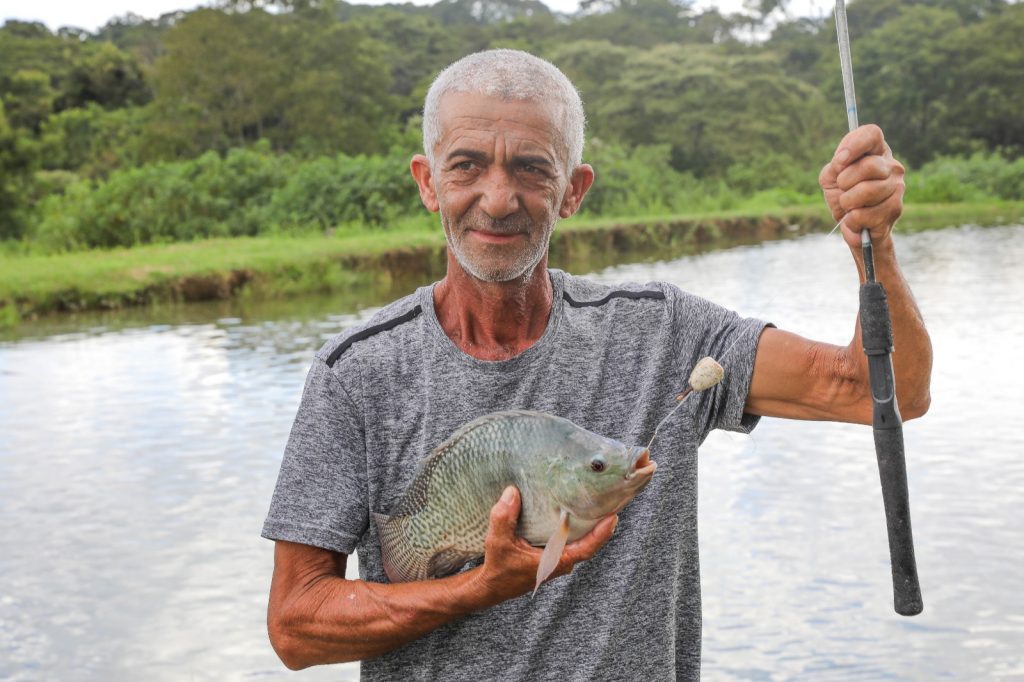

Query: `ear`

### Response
(411, 154, 439, 213)
(559, 163, 595, 219)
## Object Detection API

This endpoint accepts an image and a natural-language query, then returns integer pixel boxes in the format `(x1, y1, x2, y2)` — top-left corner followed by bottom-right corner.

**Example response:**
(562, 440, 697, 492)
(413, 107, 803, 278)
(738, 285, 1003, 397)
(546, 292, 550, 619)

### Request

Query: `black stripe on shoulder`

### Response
(563, 289, 666, 308)
(325, 305, 423, 367)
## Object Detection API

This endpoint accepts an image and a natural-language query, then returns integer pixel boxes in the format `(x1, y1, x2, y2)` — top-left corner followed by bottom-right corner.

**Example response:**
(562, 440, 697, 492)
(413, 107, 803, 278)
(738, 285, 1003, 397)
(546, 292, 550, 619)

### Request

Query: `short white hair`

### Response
(422, 49, 586, 170)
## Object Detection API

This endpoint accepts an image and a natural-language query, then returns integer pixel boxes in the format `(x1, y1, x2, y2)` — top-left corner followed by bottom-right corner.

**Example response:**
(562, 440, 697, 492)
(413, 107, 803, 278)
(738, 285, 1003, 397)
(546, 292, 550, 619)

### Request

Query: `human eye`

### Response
(517, 161, 548, 178)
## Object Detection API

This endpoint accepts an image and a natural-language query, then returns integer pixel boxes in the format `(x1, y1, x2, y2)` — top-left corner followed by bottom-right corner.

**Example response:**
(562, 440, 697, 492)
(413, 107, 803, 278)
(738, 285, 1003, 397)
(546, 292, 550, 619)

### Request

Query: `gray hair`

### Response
(422, 49, 586, 170)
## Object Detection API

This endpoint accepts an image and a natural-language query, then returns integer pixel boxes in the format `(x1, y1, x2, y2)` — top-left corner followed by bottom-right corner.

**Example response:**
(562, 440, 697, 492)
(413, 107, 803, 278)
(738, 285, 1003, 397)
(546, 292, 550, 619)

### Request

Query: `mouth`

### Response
(469, 229, 525, 244)
(627, 448, 657, 481)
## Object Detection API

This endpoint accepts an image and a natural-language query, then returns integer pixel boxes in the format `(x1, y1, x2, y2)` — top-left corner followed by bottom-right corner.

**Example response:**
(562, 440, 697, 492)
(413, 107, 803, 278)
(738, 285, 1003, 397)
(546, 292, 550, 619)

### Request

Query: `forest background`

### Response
(0, 0, 1021, 292)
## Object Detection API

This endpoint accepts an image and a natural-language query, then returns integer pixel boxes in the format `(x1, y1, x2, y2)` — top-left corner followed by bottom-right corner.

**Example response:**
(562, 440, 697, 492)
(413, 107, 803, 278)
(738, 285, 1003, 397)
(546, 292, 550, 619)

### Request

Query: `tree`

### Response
(3, 69, 56, 132)
(38, 103, 148, 176)
(347, 10, 465, 115)
(66, 42, 151, 109)
(944, 4, 1024, 157)
(150, 8, 398, 157)
(590, 44, 836, 176)
(853, 6, 962, 166)
(568, 0, 734, 47)
(546, 40, 637, 108)
(0, 99, 37, 239)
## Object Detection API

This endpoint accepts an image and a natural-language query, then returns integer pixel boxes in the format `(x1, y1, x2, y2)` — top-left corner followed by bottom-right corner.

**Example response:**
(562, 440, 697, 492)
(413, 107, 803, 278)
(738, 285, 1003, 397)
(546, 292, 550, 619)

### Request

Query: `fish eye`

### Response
(590, 456, 606, 473)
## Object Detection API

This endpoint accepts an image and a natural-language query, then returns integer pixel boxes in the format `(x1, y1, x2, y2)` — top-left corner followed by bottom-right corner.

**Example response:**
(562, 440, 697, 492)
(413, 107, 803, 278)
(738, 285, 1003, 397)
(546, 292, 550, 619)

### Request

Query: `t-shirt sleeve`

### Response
(667, 285, 772, 441)
(261, 357, 368, 554)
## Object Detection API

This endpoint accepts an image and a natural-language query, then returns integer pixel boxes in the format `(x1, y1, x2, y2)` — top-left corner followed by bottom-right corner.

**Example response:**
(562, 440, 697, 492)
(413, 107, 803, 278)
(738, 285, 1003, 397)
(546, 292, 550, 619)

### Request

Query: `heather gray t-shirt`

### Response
(262, 269, 768, 681)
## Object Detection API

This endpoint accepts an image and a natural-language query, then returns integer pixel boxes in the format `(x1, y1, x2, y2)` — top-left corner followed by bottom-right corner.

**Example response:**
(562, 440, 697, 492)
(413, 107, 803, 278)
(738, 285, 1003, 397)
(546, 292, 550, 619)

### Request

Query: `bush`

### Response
(907, 152, 1024, 202)
(582, 142, 700, 217)
(30, 143, 289, 250)
(265, 152, 421, 230)
(724, 152, 820, 196)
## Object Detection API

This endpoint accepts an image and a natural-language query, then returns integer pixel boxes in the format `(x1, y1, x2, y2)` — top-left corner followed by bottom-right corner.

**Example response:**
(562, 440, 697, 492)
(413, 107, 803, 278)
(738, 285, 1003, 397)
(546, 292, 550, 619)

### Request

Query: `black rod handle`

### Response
(860, 280, 923, 615)
(872, 424, 923, 616)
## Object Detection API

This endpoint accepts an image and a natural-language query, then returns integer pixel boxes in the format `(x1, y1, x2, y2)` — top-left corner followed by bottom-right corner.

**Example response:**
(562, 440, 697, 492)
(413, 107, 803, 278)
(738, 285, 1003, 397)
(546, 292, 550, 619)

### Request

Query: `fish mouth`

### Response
(626, 448, 657, 481)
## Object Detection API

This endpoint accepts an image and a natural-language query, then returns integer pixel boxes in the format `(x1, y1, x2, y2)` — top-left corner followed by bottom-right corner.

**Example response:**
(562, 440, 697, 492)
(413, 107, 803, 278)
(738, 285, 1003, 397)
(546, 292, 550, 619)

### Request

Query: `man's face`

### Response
(423, 92, 573, 283)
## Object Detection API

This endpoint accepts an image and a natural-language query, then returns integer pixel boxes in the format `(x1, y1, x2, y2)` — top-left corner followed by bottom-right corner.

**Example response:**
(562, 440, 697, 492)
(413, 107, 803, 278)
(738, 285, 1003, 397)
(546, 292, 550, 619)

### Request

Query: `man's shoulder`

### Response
(557, 270, 680, 310)
(316, 287, 429, 369)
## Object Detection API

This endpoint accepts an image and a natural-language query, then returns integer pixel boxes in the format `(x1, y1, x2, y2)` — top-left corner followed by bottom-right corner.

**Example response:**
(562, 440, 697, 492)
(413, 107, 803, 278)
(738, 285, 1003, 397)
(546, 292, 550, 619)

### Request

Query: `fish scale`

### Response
(373, 410, 656, 585)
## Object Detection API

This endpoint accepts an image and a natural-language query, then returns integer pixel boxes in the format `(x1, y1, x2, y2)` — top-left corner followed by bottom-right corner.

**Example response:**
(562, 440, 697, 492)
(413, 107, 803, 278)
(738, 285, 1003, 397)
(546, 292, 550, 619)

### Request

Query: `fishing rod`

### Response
(834, 0, 923, 616)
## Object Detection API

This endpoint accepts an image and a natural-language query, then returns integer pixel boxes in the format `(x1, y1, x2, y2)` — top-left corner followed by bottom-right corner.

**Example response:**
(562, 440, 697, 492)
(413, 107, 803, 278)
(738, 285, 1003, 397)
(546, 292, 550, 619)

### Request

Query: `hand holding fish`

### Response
(265, 491, 619, 669)
(465, 486, 619, 608)
(819, 124, 906, 250)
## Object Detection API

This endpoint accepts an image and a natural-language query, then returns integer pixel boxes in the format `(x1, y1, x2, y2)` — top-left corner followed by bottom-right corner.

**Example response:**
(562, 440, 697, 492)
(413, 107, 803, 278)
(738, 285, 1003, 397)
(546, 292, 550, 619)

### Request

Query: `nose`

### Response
(477, 167, 520, 220)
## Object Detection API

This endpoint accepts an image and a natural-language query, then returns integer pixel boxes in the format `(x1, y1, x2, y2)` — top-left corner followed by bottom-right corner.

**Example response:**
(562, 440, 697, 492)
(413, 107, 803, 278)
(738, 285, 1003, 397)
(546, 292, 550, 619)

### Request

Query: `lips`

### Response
(627, 448, 657, 480)
(469, 229, 525, 244)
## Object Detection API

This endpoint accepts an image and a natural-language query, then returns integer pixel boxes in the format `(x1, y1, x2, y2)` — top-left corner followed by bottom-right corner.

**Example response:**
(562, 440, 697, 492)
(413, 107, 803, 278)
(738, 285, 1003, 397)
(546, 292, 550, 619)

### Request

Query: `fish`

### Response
(373, 410, 657, 593)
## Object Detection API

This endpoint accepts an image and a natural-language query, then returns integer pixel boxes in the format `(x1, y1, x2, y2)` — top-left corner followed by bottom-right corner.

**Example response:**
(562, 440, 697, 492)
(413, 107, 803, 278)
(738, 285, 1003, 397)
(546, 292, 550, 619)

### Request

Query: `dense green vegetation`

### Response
(3, 200, 1018, 330)
(1, 0, 1022, 252)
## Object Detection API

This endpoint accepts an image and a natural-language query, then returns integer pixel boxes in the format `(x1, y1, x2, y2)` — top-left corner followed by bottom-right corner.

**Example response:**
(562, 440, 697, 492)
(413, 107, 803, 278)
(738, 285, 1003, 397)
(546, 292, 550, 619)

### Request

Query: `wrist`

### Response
(445, 567, 496, 614)
(849, 231, 895, 264)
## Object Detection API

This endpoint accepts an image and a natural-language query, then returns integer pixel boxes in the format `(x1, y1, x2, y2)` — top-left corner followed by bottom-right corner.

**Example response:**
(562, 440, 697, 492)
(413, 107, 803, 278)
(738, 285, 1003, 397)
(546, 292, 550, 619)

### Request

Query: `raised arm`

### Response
(745, 125, 932, 424)
(267, 487, 617, 669)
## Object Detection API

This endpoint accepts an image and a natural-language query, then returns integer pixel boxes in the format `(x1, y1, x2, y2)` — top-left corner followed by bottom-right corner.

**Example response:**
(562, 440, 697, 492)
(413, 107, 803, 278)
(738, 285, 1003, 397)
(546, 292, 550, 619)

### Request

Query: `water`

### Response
(2, 224, 1022, 680)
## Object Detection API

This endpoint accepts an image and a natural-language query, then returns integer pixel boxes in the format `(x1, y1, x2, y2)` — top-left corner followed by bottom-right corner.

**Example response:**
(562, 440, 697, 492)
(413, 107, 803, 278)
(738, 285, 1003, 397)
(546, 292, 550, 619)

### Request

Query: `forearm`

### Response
(845, 235, 932, 419)
(268, 545, 493, 669)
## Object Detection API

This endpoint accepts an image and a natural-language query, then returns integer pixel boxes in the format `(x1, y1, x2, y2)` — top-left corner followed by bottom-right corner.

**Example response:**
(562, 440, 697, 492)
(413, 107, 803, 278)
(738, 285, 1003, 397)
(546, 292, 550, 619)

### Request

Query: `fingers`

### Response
(837, 174, 901, 214)
(836, 153, 895, 191)
(840, 192, 903, 240)
(829, 124, 887, 177)
(487, 486, 524, 546)
(477, 495, 621, 601)
(820, 124, 905, 242)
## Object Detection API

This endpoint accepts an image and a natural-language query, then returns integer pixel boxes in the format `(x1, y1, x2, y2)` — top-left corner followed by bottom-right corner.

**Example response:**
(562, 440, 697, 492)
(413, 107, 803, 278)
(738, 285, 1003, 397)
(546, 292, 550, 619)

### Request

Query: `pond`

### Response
(1, 223, 1022, 680)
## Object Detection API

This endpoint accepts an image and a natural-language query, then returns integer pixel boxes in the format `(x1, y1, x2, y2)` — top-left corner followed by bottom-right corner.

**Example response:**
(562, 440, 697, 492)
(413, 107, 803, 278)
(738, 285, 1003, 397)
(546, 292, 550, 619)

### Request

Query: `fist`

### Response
(468, 486, 618, 608)
(819, 124, 906, 249)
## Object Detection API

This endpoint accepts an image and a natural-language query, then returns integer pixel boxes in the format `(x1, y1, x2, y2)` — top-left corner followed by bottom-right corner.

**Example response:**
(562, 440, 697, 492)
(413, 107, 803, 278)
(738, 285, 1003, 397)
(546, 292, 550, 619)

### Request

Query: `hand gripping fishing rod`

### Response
(834, 0, 923, 616)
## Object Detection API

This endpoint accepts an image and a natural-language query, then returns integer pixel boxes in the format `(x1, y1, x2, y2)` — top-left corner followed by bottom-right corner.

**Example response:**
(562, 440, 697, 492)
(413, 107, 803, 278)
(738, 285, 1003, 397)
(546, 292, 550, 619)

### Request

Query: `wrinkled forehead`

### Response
(434, 91, 571, 166)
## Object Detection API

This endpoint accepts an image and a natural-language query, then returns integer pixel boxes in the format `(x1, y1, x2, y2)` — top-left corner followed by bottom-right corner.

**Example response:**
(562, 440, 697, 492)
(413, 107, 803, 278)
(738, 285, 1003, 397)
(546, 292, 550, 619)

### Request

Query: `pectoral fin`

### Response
(533, 509, 571, 597)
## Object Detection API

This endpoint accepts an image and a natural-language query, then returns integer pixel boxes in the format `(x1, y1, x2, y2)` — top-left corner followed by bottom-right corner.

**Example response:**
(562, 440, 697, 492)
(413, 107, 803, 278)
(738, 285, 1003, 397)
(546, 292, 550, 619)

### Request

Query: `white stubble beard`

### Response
(441, 210, 556, 283)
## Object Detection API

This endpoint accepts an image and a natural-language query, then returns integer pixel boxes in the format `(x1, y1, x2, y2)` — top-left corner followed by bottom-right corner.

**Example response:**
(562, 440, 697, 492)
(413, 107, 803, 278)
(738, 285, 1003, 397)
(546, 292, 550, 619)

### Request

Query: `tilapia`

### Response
(373, 410, 657, 592)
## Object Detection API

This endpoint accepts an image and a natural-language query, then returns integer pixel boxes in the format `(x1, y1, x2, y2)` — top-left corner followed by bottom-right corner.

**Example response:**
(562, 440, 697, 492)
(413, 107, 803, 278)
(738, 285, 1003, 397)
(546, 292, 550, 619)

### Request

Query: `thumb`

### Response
(488, 486, 521, 540)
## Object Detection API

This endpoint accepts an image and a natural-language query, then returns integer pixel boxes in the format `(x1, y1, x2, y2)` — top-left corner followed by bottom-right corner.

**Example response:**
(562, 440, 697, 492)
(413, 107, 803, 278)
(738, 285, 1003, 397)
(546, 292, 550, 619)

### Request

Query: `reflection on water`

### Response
(1, 225, 1022, 680)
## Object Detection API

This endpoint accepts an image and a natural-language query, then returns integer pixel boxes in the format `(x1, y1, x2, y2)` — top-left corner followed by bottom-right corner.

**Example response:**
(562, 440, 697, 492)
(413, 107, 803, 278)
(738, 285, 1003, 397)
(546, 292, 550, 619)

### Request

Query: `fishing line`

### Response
(645, 262, 838, 451)
(645, 391, 692, 450)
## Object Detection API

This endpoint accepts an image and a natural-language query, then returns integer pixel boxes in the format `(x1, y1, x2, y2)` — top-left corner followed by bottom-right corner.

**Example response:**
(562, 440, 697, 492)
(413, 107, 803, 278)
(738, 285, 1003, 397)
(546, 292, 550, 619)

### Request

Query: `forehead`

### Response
(434, 92, 566, 158)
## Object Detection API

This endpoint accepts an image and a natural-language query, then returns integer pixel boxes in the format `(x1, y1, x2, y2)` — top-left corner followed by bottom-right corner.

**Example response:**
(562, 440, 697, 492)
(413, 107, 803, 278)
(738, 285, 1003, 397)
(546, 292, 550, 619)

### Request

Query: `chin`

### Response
(454, 247, 545, 283)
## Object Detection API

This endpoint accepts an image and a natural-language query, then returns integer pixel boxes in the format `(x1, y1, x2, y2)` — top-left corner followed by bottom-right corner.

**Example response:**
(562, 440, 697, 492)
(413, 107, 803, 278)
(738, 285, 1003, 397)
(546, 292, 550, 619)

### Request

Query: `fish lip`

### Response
(626, 447, 657, 481)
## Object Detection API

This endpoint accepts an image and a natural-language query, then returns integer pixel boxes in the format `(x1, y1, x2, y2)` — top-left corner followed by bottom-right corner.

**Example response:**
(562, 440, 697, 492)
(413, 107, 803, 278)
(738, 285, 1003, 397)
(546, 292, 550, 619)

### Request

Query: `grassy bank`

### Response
(2, 201, 1021, 329)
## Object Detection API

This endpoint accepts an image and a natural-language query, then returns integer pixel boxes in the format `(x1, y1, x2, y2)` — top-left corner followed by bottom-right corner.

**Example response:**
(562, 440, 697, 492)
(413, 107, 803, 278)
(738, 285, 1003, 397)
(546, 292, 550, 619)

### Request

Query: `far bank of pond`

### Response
(1, 201, 1021, 328)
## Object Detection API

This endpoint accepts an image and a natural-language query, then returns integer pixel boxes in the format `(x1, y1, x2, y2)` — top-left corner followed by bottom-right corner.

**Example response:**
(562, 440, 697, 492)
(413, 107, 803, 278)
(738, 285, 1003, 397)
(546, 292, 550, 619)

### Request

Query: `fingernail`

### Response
(836, 149, 850, 164)
(611, 516, 620, 534)
(501, 487, 515, 505)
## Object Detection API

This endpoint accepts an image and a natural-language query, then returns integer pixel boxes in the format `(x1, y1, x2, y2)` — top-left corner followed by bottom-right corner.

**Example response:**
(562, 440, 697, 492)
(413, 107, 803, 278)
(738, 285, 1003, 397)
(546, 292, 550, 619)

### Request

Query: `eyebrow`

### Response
(445, 149, 554, 167)
(512, 155, 553, 168)
(445, 149, 488, 163)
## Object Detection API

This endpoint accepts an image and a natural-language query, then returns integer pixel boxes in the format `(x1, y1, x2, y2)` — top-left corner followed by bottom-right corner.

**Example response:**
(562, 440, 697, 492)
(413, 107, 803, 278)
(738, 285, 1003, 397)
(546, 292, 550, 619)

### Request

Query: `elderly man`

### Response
(262, 50, 931, 679)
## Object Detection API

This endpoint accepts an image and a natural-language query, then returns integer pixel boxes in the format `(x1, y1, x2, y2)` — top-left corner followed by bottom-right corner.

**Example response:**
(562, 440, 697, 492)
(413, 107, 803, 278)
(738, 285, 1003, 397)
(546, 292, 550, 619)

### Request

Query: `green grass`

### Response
(1, 201, 1021, 328)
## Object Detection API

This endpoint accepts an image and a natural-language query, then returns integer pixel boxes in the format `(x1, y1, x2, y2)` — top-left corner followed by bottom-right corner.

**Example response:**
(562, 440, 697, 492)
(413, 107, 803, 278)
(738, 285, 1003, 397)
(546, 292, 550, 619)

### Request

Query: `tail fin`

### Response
(372, 512, 430, 583)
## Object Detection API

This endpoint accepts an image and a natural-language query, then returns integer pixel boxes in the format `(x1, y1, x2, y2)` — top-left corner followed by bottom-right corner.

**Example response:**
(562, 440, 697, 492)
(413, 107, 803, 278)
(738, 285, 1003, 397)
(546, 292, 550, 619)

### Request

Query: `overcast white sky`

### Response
(1, 0, 832, 32)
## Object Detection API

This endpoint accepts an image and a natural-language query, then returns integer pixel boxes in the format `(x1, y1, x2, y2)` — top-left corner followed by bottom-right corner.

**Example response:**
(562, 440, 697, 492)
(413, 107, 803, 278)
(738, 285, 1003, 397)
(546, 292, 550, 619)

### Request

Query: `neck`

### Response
(434, 254, 553, 361)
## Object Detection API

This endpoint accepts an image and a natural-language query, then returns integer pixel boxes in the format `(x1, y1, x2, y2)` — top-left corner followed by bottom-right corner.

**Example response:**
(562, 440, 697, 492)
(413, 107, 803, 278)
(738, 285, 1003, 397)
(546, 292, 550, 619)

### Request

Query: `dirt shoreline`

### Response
(4, 202, 1021, 327)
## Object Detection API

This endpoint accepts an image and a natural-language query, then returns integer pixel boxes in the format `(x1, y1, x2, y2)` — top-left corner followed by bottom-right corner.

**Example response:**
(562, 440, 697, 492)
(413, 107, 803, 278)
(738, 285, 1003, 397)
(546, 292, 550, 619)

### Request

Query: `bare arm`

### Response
(267, 486, 617, 670)
(745, 125, 932, 424)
